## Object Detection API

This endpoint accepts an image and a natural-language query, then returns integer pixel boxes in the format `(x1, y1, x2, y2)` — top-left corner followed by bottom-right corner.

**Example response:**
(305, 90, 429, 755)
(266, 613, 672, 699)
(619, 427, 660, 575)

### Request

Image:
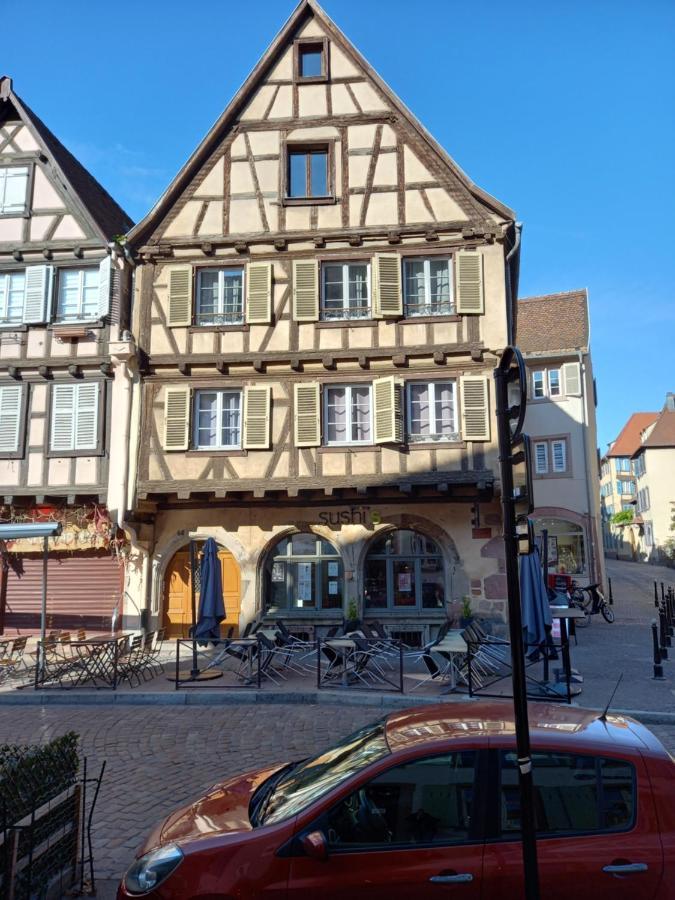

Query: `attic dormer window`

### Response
(294, 38, 329, 82)
(0, 166, 29, 216)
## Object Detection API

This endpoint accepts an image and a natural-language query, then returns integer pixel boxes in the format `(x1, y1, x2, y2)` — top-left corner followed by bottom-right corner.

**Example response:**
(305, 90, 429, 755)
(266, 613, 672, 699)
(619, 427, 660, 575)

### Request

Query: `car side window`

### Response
(500, 751, 635, 837)
(324, 750, 476, 849)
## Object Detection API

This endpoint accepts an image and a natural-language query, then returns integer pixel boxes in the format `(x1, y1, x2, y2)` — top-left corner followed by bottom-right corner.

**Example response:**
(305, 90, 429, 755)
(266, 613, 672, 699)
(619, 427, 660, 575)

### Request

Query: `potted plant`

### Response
(345, 599, 360, 632)
(460, 596, 473, 629)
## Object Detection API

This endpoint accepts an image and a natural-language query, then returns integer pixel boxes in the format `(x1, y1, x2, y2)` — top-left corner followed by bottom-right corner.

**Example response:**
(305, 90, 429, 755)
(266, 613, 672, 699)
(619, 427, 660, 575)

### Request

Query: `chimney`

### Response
(665, 393, 675, 412)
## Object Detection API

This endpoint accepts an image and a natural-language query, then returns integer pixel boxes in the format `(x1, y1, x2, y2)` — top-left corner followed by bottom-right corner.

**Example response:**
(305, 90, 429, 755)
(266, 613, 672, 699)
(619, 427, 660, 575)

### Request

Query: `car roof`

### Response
(385, 700, 650, 753)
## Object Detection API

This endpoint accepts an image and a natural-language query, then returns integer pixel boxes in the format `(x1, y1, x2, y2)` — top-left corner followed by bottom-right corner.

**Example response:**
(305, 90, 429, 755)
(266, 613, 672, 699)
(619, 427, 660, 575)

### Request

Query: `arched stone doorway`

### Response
(163, 544, 241, 638)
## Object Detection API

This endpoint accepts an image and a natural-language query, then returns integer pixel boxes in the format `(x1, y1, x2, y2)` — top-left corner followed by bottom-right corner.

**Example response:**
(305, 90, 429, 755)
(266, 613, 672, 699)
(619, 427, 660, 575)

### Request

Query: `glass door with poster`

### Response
(264, 533, 343, 612)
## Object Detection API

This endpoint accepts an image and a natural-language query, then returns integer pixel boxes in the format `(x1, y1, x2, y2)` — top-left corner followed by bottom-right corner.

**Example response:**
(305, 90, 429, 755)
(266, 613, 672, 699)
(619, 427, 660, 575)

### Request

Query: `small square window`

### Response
(295, 39, 328, 82)
(287, 146, 330, 200)
(300, 48, 323, 77)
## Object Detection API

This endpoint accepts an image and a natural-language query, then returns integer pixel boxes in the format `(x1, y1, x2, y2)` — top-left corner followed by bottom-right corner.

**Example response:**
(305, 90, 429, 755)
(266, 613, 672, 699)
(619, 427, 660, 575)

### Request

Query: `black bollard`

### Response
(659, 607, 669, 659)
(655, 581, 660, 608)
(653, 620, 665, 679)
(608, 577, 614, 606)
(669, 591, 675, 638)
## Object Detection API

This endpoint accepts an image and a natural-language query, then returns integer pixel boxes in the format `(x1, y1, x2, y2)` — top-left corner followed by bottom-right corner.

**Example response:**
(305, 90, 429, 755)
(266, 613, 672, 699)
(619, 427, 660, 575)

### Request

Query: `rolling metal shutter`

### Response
(3, 550, 123, 633)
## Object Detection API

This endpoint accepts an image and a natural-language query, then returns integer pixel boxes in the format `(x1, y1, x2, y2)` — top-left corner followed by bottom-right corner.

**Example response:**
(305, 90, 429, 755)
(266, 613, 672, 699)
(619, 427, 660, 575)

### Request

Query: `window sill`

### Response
(0, 211, 29, 219)
(319, 444, 378, 453)
(46, 448, 105, 459)
(189, 324, 250, 333)
(282, 196, 337, 207)
(50, 321, 103, 331)
(401, 314, 461, 324)
(0, 323, 27, 332)
(294, 74, 329, 85)
(406, 440, 466, 450)
(186, 449, 247, 457)
(316, 319, 373, 329)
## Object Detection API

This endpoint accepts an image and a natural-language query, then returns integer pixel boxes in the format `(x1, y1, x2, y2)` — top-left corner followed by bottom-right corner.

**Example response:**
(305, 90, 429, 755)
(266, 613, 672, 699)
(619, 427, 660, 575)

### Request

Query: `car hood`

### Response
(142, 763, 288, 852)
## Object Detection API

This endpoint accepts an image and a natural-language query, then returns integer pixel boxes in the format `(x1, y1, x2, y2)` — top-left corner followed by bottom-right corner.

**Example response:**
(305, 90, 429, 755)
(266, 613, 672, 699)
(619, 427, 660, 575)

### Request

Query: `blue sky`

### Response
(4, 0, 674, 449)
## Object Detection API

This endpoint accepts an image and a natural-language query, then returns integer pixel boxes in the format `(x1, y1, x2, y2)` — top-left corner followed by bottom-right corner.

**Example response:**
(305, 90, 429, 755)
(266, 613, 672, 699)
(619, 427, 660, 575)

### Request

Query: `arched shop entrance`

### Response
(163, 544, 241, 638)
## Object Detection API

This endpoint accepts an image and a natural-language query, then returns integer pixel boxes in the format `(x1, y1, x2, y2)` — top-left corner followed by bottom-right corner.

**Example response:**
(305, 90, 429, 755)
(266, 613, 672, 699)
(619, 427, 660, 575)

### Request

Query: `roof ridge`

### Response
(518, 289, 587, 302)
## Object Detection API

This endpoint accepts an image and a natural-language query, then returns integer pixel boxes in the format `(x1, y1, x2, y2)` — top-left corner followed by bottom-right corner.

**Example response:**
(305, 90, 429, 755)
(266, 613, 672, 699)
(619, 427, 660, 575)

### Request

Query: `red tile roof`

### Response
(516, 290, 589, 353)
(608, 413, 659, 458)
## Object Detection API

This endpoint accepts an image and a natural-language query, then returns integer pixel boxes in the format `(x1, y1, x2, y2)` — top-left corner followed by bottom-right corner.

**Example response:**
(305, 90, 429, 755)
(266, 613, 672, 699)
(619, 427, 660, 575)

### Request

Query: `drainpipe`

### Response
(578, 348, 598, 586)
(505, 222, 523, 346)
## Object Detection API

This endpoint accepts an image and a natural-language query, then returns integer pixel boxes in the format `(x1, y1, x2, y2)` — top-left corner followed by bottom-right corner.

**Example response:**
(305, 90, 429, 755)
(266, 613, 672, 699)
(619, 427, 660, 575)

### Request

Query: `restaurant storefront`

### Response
(132, 498, 508, 646)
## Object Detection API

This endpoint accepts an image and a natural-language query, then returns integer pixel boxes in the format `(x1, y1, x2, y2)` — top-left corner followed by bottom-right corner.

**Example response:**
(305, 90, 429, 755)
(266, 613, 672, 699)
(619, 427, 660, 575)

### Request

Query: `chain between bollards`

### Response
(652, 620, 665, 679)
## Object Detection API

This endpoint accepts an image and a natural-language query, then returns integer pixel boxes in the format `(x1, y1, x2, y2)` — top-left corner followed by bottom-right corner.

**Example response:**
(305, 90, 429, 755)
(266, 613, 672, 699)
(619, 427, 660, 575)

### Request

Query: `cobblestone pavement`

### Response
(1, 704, 384, 884)
(605, 557, 675, 622)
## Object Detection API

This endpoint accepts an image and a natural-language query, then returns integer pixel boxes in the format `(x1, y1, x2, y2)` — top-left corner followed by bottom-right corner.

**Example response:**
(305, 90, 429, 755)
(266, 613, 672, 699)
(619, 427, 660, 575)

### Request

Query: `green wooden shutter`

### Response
(372, 254, 402, 317)
(163, 386, 191, 451)
(456, 252, 484, 314)
(294, 383, 321, 447)
(373, 376, 402, 444)
(97, 255, 112, 319)
(562, 362, 581, 396)
(167, 266, 193, 326)
(23, 265, 53, 323)
(292, 260, 319, 321)
(460, 376, 490, 441)
(246, 262, 272, 324)
(243, 385, 271, 449)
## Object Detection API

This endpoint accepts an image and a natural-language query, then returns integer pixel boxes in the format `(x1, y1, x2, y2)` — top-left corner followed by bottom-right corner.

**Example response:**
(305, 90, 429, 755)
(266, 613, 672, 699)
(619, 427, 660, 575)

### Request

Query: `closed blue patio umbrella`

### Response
(193, 538, 225, 643)
(519, 547, 552, 654)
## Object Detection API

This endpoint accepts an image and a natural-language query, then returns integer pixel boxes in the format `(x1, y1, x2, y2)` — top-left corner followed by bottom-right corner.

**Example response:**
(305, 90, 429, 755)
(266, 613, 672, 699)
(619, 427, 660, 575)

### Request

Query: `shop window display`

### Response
(364, 529, 446, 611)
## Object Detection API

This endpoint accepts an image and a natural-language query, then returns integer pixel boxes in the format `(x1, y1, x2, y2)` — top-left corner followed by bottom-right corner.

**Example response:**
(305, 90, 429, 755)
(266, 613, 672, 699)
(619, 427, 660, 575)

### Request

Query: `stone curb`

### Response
(2, 689, 674, 722)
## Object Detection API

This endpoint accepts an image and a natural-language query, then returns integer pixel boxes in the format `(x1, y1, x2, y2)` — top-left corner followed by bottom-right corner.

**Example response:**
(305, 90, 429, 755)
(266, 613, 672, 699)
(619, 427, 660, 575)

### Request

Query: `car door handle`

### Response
(429, 873, 474, 884)
(602, 863, 648, 875)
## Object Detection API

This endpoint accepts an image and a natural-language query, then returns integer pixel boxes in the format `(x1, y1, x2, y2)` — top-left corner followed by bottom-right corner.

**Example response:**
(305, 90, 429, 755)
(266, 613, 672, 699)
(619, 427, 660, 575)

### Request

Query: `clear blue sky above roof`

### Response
(4, 0, 674, 449)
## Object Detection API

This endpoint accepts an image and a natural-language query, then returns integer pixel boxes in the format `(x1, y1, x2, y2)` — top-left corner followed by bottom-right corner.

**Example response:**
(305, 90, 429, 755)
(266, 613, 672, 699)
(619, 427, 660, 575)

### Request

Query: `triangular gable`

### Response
(129, 0, 514, 246)
(0, 76, 133, 242)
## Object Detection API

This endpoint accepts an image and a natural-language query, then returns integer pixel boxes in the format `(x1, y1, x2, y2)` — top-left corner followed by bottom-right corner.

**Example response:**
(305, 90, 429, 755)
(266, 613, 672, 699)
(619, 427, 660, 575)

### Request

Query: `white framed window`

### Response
(196, 268, 244, 325)
(403, 257, 453, 317)
(0, 166, 29, 215)
(531, 368, 562, 400)
(534, 441, 549, 474)
(548, 369, 561, 397)
(533, 437, 569, 475)
(551, 439, 567, 472)
(407, 381, 458, 442)
(194, 390, 242, 449)
(56, 268, 100, 322)
(324, 384, 372, 445)
(50, 383, 99, 452)
(321, 261, 370, 320)
(532, 371, 545, 399)
(0, 271, 26, 323)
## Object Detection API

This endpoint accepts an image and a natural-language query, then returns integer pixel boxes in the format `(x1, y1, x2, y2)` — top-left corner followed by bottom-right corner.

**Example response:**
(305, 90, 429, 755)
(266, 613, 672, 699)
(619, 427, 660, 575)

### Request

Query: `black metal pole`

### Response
(668, 590, 674, 638)
(495, 351, 540, 900)
(659, 606, 669, 659)
(654, 581, 660, 609)
(608, 577, 613, 606)
(652, 621, 664, 679)
(189, 540, 200, 678)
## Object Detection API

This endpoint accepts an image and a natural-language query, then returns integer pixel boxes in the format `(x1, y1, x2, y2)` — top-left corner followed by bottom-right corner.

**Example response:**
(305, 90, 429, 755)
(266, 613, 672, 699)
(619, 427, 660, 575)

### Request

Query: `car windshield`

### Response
(261, 718, 390, 825)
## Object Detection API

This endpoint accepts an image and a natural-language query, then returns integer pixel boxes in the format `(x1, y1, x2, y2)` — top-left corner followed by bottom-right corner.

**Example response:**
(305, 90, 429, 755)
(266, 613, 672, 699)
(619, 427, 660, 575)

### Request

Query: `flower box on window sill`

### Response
(51, 323, 99, 340)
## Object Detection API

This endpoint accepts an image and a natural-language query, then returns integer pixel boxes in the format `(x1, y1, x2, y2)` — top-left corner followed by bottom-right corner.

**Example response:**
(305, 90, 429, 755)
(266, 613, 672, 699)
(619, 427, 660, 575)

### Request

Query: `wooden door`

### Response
(163, 547, 241, 638)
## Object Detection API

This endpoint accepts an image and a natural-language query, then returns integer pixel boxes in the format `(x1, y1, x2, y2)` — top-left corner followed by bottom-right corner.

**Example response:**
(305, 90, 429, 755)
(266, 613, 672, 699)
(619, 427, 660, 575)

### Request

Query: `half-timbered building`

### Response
(0, 76, 135, 634)
(126, 0, 521, 642)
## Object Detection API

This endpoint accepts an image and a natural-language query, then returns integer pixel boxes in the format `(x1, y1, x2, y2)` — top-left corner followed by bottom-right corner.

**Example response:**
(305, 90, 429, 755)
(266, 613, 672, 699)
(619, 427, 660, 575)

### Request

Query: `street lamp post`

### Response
(494, 345, 540, 900)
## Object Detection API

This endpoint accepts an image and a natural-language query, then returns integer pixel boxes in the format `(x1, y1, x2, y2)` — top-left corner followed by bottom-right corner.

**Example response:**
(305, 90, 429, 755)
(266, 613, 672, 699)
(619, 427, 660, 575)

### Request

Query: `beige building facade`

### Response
(631, 397, 675, 564)
(123, 0, 521, 642)
(0, 76, 135, 633)
(516, 290, 605, 588)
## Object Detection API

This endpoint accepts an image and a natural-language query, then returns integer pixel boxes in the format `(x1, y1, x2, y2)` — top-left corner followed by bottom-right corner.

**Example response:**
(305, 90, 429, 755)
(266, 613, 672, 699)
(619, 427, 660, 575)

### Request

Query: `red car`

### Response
(118, 700, 675, 899)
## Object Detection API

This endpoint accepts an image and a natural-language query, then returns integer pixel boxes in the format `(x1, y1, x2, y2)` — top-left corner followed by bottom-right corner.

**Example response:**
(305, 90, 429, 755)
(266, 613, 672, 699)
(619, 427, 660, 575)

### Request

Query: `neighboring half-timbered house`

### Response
(0, 76, 135, 633)
(126, 0, 521, 642)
